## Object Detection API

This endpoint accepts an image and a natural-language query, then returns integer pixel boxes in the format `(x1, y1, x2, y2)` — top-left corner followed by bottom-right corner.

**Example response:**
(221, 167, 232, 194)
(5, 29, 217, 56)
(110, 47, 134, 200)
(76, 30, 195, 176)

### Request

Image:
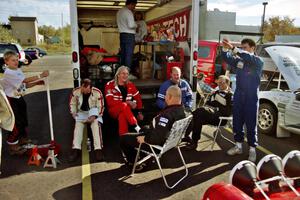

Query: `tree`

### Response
(56, 24, 71, 45)
(263, 16, 300, 42)
(0, 26, 16, 43)
(38, 25, 57, 38)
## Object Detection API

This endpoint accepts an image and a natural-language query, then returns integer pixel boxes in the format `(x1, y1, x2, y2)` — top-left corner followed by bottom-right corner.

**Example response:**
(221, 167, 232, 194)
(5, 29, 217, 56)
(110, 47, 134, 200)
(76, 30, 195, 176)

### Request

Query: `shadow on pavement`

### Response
(0, 88, 81, 177)
(52, 140, 246, 200)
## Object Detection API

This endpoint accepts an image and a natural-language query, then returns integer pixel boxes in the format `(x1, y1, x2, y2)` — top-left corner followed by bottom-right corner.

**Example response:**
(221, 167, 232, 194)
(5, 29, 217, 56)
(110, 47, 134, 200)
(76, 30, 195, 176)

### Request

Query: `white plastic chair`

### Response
(210, 116, 234, 151)
(131, 115, 193, 189)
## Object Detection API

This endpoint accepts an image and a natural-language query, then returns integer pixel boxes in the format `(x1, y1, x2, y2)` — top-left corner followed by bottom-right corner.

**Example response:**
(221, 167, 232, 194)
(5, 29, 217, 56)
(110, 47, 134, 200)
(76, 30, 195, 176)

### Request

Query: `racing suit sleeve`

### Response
(69, 90, 77, 114)
(104, 83, 120, 108)
(157, 85, 167, 109)
(221, 50, 239, 70)
(144, 114, 173, 145)
(184, 81, 193, 110)
(93, 88, 104, 116)
(131, 84, 143, 110)
(218, 92, 232, 116)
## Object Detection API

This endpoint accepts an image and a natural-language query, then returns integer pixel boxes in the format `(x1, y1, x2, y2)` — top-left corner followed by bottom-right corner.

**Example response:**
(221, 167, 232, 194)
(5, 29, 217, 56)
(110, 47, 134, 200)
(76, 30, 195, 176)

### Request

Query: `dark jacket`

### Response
(144, 104, 186, 145)
(206, 89, 233, 117)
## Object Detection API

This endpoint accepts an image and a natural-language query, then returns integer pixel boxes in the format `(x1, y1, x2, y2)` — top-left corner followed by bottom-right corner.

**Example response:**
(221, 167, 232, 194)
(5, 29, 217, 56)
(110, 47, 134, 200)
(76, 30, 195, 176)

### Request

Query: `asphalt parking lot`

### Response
(0, 55, 299, 200)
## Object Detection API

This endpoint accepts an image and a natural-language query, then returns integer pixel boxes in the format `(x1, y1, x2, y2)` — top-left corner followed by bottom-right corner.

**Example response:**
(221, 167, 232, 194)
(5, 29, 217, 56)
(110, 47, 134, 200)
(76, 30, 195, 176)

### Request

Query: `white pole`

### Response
(190, 0, 200, 110)
(46, 77, 54, 141)
(0, 128, 2, 174)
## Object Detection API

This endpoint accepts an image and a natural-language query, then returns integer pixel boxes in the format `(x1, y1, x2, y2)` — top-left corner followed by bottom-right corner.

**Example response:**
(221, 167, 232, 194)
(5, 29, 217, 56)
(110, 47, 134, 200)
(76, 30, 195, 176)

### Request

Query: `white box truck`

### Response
(69, 0, 200, 94)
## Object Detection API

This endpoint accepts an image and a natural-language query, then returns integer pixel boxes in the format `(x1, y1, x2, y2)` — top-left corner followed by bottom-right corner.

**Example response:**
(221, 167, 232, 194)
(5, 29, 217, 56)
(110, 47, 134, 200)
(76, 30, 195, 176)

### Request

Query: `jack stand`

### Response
(44, 149, 61, 168)
(28, 146, 43, 166)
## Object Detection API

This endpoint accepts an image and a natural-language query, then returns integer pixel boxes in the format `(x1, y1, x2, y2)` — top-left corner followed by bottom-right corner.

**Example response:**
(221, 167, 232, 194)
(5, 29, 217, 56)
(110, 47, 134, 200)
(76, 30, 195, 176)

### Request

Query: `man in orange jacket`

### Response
(105, 66, 143, 136)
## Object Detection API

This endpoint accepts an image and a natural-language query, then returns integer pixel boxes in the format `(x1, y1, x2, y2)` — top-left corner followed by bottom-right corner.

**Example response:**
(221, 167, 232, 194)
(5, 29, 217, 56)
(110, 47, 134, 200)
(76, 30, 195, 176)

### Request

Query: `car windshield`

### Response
(198, 46, 211, 58)
(15, 44, 23, 51)
(0, 44, 18, 53)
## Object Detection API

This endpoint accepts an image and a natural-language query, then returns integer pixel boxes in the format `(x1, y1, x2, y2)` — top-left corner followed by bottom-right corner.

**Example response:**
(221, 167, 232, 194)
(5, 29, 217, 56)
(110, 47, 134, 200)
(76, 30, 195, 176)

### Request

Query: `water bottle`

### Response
(87, 138, 91, 152)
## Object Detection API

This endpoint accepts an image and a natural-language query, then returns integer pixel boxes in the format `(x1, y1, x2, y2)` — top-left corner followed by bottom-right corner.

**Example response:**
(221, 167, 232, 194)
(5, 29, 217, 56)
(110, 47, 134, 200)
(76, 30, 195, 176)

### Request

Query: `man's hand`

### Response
(222, 38, 233, 50)
(40, 70, 49, 78)
(35, 80, 45, 85)
(137, 112, 144, 121)
(126, 101, 137, 109)
(137, 136, 145, 144)
(86, 116, 96, 123)
(72, 113, 78, 119)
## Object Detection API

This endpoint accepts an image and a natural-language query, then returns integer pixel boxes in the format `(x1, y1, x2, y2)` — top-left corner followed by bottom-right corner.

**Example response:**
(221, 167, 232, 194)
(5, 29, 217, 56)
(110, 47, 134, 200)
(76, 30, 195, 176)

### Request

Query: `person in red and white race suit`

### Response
(105, 66, 143, 136)
(69, 79, 105, 162)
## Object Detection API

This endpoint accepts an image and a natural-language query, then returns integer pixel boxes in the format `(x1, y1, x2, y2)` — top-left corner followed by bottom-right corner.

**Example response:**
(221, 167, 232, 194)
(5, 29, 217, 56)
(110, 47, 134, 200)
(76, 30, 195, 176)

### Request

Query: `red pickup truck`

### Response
(197, 40, 227, 88)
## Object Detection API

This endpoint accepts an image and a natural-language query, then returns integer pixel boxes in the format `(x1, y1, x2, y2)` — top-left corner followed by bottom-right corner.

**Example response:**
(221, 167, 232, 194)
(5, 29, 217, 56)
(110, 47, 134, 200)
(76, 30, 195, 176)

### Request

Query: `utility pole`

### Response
(61, 12, 64, 46)
(260, 2, 268, 43)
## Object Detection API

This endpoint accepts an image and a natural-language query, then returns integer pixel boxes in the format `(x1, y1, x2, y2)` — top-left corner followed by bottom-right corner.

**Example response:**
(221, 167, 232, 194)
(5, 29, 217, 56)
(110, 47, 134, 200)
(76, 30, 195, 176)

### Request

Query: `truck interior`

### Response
(72, 0, 195, 123)
(75, 0, 193, 95)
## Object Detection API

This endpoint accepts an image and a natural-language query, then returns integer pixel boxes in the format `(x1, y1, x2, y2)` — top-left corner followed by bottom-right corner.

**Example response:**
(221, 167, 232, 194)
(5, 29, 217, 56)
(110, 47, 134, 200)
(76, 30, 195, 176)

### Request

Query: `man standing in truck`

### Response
(116, 0, 137, 71)
(222, 38, 263, 162)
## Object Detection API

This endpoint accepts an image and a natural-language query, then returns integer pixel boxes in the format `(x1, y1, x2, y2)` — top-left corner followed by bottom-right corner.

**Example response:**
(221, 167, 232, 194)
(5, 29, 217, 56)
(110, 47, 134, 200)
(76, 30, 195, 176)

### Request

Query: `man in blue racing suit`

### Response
(157, 67, 193, 111)
(222, 38, 263, 162)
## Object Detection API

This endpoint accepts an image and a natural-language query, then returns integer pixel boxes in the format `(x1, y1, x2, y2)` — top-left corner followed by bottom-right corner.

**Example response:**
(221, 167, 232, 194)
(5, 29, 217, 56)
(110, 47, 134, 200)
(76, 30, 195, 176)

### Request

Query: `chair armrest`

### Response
(219, 116, 232, 120)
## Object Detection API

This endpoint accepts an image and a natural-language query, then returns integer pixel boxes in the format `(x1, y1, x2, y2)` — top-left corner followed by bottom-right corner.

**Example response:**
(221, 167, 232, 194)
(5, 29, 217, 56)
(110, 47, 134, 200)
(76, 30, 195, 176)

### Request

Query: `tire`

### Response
(25, 55, 32, 65)
(0, 58, 5, 73)
(39, 53, 44, 57)
(258, 103, 277, 136)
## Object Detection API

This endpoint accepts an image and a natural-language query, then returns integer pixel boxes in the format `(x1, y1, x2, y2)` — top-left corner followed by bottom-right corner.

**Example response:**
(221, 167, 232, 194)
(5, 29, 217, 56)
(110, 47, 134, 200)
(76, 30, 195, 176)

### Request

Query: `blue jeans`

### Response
(120, 33, 135, 70)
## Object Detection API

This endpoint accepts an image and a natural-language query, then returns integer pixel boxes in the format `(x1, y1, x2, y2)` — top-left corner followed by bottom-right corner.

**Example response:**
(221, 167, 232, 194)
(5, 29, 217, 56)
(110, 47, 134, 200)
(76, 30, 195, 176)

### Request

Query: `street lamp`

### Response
(260, 2, 268, 43)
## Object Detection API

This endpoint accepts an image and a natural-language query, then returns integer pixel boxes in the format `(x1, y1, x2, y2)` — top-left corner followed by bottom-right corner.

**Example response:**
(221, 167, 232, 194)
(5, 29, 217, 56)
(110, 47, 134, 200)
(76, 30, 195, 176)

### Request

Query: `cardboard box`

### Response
(139, 59, 153, 79)
(156, 69, 163, 80)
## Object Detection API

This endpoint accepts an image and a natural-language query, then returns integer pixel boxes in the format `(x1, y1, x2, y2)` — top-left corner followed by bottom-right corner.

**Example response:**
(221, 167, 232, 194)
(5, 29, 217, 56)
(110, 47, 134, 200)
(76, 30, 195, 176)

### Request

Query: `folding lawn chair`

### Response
(210, 116, 234, 151)
(131, 115, 193, 189)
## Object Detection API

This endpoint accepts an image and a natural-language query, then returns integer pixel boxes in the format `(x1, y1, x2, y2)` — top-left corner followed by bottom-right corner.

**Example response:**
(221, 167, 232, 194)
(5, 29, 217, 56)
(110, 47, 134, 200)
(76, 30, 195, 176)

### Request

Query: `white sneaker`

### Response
(134, 125, 141, 133)
(248, 149, 256, 163)
(227, 146, 243, 156)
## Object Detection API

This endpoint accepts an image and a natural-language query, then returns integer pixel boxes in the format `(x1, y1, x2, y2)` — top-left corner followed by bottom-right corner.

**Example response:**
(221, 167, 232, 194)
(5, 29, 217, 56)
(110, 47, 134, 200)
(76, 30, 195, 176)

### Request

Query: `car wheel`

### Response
(258, 103, 277, 136)
(0, 58, 5, 73)
(25, 55, 32, 65)
(39, 53, 43, 57)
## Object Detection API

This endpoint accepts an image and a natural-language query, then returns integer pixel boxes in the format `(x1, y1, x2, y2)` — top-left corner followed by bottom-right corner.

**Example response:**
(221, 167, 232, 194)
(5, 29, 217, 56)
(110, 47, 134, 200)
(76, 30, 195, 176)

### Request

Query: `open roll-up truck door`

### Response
(70, 0, 200, 89)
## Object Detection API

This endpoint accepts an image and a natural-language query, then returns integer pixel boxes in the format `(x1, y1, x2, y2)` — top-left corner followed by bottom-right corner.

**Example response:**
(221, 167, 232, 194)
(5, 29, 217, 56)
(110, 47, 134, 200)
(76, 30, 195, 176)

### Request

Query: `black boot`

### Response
(95, 149, 104, 162)
(186, 141, 198, 150)
(68, 149, 80, 162)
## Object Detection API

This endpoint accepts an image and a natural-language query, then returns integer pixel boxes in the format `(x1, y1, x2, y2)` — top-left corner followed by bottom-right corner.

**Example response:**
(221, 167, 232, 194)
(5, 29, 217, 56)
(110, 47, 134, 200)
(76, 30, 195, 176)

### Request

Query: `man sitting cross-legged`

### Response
(120, 86, 186, 170)
(184, 75, 233, 150)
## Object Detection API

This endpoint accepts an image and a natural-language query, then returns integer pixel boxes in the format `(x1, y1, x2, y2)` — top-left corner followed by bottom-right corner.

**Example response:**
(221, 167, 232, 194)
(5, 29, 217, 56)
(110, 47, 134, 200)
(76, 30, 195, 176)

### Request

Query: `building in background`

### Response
(38, 34, 44, 44)
(9, 16, 40, 45)
(204, 8, 260, 41)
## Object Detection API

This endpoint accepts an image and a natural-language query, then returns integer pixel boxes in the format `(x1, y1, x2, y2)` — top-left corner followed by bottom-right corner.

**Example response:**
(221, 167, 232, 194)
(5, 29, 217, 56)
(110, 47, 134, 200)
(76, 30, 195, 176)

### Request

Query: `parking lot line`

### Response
(82, 128, 93, 200)
(224, 127, 273, 155)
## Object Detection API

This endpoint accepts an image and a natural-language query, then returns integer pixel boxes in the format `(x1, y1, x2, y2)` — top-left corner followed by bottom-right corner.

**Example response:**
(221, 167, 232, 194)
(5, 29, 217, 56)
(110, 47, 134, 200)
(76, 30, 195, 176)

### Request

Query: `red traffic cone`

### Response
(28, 145, 43, 166)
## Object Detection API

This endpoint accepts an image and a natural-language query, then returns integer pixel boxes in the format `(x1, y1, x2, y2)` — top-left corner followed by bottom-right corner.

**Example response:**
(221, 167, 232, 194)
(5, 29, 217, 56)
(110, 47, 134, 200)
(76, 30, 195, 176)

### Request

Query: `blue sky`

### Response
(0, 0, 299, 28)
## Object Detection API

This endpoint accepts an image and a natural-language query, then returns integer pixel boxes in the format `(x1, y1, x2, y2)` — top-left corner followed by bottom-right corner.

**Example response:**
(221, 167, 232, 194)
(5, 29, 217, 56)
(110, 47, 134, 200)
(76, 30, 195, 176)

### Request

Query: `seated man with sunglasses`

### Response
(184, 75, 233, 150)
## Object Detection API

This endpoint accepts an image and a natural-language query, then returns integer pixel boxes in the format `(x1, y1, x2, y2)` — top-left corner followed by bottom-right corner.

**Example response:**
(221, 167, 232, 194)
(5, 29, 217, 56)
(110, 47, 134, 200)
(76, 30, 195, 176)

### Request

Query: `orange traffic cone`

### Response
(28, 145, 43, 166)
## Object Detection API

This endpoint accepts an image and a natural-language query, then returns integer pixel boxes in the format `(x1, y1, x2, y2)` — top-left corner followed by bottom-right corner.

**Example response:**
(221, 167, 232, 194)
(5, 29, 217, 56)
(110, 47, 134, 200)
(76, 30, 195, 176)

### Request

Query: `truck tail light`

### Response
(72, 51, 78, 63)
(193, 51, 198, 60)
